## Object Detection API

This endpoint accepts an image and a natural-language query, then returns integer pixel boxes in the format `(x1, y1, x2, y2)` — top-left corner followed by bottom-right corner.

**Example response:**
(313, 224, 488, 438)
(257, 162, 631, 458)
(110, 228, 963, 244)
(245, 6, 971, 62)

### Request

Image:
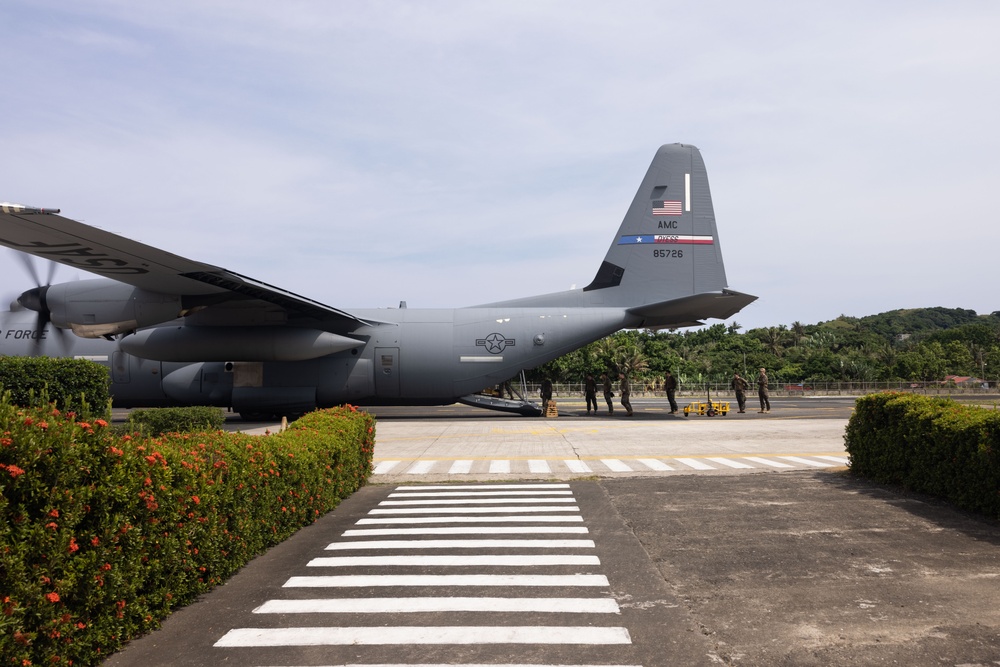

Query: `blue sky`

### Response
(3, 1, 999, 330)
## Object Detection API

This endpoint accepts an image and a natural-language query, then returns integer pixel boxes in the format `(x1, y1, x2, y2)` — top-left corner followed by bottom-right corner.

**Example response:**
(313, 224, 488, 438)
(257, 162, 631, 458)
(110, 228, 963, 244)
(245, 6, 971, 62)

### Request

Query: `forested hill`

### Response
(531, 307, 1000, 385)
(845, 307, 999, 339)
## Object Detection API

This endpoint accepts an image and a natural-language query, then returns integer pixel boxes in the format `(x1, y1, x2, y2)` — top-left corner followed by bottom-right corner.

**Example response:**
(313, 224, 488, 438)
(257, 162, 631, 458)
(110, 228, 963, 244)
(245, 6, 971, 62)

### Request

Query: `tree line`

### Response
(527, 307, 1000, 388)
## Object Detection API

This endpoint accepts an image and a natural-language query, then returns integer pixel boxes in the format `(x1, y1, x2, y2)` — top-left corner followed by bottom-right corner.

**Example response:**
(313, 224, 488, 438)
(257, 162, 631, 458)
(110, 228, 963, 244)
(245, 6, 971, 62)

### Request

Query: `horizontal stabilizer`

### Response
(627, 290, 758, 329)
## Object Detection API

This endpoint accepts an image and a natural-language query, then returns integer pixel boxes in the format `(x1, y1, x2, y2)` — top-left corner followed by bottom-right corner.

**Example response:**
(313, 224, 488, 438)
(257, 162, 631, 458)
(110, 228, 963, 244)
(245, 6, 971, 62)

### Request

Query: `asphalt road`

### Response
(100, 398, 1000, 665)
(104, 476, 1000, 666)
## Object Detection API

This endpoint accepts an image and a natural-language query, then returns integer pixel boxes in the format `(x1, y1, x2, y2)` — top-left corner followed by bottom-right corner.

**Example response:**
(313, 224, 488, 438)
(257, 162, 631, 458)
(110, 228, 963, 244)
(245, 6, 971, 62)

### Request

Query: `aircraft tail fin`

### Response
(476, 143, 755, 326)
(578, 143, 755, 325)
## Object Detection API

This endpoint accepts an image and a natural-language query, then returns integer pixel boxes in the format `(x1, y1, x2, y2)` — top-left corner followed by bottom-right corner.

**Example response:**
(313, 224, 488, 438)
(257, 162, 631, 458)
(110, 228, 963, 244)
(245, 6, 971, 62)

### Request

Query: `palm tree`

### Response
(790, 321, 806, 345)
(615, 341, 649, 378)
(759, 327, 788, 358)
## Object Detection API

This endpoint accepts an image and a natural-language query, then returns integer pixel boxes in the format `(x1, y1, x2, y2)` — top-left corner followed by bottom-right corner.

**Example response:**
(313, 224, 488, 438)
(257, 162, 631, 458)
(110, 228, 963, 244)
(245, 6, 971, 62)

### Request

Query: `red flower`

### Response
(37, 421, 48, 430)
(46, 592, 60, 603)
(68, 538, 79, 554)
(4, 464, 25, 478)
(95, 419, 108, 428)
(191, 495, 200, 504)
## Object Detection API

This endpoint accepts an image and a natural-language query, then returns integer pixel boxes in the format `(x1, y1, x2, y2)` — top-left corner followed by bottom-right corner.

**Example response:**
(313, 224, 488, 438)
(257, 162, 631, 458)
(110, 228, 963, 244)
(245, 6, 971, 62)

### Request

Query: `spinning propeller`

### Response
(12, 251, 71, 355)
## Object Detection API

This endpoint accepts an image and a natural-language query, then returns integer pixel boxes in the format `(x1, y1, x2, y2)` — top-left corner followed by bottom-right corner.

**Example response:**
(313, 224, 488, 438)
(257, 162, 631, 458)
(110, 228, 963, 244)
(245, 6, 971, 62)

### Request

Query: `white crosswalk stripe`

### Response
(305, 554, 602, 567)
(215, 625, 632, 646)
(342, 526, 589, 536)
(706, 457, 755, 469)
(600, 458, 632, 472)
(528, 459, 551, 473)
(325, 538, 596, 549)
(778, 455, 835, 467)
(743, 456, 794, 468)
(637, 458, 673, 471)
(215, 483, 637, 664)
(674, 457, 715, 470)
(254, 597, 621, 614)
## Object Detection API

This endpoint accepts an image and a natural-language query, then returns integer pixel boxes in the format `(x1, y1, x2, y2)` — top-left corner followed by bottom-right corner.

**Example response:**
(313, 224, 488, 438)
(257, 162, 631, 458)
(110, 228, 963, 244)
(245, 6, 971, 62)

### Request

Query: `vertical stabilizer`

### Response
(477, 143, 755, 324)
(584, 143, 728, 305)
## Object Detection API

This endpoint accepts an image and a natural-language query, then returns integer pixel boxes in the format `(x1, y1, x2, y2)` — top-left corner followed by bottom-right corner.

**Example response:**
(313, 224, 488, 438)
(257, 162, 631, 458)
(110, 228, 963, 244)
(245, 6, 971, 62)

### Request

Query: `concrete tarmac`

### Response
(368, 396, 854, 482)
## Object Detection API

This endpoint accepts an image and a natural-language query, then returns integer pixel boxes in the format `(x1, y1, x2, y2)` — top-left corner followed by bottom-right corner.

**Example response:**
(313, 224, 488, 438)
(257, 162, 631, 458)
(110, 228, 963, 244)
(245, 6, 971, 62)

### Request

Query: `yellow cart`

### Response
(683, 400, 730, 417)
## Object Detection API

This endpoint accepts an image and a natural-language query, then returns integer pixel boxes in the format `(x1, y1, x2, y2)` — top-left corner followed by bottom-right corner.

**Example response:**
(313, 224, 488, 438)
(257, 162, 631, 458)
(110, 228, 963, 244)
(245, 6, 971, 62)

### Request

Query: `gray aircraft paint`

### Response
(0, 144, 755, 417)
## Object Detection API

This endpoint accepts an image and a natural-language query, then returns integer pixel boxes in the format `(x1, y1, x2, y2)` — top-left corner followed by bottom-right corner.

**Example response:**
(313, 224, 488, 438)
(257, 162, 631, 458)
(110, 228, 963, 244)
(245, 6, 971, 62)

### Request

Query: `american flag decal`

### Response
(652, 200, 682, 216)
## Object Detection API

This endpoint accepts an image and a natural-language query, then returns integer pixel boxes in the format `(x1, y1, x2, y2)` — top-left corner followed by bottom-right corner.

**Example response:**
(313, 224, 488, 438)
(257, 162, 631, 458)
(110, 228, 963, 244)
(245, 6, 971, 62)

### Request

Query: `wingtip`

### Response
(1, 202, 61, 215)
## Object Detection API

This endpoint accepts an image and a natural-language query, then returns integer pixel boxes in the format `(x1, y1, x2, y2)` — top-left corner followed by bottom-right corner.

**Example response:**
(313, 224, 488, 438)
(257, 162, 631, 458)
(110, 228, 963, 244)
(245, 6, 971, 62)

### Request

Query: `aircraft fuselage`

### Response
(1, 305, 634, 415)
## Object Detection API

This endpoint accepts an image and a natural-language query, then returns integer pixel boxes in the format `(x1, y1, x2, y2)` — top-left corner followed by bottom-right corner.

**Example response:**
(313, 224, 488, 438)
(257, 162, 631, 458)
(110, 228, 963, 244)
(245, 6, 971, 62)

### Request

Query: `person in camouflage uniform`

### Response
(756, 367, 771, 413)
(601, 373, 614, 414)
(619, 372, 633, 417)
(664, 370, 679, 413)
(731, 371, 749, 413)
(584, 374, 598, 415)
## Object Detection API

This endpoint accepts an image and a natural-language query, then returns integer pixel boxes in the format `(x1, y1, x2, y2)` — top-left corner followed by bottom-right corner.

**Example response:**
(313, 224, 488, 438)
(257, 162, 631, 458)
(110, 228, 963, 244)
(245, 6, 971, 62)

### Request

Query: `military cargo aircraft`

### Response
(0, 143, 755, 418)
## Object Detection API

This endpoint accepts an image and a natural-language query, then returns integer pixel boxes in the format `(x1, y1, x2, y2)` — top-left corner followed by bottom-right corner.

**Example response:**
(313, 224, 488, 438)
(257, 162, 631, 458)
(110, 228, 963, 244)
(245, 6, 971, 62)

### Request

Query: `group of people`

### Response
(541, 367, 773, 416)
(581, 372, 640, 417)
(730, 367, 771, 413)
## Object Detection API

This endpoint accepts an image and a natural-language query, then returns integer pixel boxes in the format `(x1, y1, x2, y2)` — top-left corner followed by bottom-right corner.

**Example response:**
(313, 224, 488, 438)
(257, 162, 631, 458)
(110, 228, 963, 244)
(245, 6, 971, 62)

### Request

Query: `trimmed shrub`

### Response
(124, 407, 226, 436)
(0, 357, 109, 414)
(846, 393, 1000, 519)
(0, 398, 374, 666)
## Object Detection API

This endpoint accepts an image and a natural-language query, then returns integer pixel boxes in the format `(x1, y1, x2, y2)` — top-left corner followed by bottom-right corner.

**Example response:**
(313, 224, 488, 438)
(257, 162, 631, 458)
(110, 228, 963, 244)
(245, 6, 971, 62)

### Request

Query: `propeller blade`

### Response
(14, 251, 43, 287)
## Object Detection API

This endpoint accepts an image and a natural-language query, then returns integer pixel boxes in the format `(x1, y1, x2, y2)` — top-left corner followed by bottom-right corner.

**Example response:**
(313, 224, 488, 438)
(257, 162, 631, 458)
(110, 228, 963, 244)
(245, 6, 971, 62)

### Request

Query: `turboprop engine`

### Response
(17, 278, 183, 338)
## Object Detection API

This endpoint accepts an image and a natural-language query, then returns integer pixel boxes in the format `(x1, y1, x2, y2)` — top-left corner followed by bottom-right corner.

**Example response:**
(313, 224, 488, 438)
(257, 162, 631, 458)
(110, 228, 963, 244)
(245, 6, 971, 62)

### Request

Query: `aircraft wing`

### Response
(0, 202, 377, 329)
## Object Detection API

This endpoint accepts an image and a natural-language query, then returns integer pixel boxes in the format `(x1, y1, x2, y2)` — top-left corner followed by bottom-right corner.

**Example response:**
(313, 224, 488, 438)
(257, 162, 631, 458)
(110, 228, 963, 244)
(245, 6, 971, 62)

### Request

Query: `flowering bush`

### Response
(0, 397, 374, 666)
(846, 393, 1000, 519)
(122, 407, 226, 436)
(0, 357, 109, 413)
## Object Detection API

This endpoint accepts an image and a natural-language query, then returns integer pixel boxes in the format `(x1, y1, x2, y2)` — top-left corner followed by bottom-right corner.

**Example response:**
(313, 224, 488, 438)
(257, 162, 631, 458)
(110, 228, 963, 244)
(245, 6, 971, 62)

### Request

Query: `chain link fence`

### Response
(523, 380, 998, 398)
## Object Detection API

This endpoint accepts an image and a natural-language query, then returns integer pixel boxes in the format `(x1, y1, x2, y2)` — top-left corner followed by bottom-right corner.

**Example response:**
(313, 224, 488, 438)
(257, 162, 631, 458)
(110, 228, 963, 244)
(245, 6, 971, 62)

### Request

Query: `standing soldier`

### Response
(601, 373, 614, 415)
(619, 372, 634, 417)
(540, 378, 553, 414)
(731, 371, 749, 413)
(756, 367, 771, 413)
(664, 370, 679, 414)
(584, 374, 598, 415)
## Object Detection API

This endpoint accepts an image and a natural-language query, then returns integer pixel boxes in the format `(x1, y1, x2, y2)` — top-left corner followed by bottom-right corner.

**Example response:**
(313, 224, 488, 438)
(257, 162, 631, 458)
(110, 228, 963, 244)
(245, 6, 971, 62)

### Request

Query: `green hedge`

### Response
(0, 399, 374, 666)
(0, 357, 109, 414)
(845, 393, 1000, 518)
(123, 407, 226, 436)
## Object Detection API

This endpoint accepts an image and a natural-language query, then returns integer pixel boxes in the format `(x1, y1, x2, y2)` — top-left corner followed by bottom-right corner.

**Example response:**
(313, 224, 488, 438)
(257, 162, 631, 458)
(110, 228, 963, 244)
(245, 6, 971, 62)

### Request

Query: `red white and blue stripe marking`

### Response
(618, 234, 714, 245)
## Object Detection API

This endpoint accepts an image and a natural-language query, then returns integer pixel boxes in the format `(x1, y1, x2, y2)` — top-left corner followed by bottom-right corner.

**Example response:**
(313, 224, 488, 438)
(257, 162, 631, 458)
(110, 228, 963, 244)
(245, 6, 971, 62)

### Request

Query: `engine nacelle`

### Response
(119, 326, 364, 361)
(25, 279, 183, 337)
